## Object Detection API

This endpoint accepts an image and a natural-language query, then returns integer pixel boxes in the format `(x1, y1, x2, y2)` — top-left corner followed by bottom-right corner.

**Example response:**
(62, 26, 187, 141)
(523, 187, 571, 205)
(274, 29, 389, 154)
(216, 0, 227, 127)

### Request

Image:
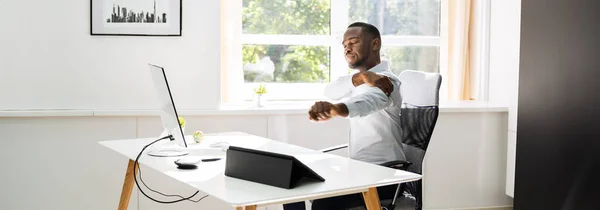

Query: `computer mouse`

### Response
(174, 157, 201, 170)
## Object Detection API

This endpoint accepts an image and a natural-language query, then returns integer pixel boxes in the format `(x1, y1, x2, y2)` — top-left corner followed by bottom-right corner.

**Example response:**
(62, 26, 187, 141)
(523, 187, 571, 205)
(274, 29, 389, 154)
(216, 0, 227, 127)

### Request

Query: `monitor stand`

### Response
(147, 129, 189, 157)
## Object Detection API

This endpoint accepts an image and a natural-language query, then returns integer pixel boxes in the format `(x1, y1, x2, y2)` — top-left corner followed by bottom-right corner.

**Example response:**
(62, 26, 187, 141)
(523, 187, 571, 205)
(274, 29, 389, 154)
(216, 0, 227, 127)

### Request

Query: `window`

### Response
(348, 0, 441, 76)
(223, 0, 442, 102)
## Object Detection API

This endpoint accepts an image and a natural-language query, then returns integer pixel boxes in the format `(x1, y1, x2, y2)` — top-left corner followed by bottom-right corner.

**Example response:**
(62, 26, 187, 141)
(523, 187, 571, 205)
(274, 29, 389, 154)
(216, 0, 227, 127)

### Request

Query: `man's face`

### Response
(342, 27, 371, 69)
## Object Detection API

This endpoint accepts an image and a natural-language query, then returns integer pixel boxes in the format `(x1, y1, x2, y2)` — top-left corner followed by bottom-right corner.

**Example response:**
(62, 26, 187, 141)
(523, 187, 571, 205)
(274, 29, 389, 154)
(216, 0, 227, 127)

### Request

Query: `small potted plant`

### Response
(254, 84, 267, 107)
(193, 130, 204, 143)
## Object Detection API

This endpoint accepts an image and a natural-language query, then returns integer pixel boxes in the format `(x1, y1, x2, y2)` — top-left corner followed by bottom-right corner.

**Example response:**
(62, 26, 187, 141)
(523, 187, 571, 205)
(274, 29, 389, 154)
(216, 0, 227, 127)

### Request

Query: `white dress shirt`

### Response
(324, 61, 406, 164)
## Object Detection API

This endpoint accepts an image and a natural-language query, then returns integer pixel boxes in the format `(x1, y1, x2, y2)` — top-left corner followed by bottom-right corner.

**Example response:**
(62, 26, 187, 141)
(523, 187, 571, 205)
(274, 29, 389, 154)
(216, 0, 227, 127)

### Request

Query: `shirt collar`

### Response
(367, 61, 389, 73)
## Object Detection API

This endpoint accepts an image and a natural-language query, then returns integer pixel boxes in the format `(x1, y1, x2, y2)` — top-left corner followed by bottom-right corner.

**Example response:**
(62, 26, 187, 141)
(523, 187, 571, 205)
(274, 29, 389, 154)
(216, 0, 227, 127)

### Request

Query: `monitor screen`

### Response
(148, 64, 187, 148)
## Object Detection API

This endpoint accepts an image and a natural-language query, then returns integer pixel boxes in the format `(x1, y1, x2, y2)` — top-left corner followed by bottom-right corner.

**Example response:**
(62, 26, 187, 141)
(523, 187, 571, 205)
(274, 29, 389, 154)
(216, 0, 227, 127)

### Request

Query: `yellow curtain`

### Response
(220, 0, 244, 104)
(445, 0, 477, 100)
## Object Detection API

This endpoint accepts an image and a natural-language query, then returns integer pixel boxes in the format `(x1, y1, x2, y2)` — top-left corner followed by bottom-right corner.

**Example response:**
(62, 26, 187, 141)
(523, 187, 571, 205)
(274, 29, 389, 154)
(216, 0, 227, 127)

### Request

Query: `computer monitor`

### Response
(146, 64, 189, 157)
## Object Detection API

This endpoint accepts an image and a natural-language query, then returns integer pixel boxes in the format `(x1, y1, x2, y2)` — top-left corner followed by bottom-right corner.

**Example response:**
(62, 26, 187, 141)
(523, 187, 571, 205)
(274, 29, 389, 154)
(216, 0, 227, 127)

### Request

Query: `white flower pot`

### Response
(255, 94, 266, 107)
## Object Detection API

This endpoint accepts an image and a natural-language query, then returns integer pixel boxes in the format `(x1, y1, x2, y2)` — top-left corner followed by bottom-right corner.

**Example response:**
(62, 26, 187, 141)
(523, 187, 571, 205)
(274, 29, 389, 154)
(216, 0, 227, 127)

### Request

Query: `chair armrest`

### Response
(380, 160, 412, 170)
(319, 144, 348, 153)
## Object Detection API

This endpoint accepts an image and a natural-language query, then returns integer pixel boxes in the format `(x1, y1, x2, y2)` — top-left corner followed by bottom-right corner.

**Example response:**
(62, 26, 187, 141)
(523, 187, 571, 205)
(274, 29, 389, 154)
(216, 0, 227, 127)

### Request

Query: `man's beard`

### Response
(348, 57, 367, 69)
(348, 50, 370, 69)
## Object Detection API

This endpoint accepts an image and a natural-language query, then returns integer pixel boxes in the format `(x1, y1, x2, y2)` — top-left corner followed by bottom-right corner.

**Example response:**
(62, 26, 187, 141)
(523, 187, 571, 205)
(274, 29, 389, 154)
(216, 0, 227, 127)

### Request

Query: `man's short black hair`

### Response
(347, 22, 381, 40)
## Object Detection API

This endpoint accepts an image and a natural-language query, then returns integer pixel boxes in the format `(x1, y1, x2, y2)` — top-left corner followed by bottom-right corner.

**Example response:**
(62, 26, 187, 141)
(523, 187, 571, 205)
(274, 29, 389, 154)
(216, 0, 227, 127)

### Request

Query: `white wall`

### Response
(0, 111, 511, 210)
(488, 0, 522, 198)
(0, 0, 220, 110)
(424, 112, 512, 210)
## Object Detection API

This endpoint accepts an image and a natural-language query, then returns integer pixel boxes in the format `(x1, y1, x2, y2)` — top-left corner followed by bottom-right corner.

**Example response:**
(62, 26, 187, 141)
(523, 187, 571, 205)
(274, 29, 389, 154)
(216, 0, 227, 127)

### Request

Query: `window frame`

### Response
(225, 0, 447, 103)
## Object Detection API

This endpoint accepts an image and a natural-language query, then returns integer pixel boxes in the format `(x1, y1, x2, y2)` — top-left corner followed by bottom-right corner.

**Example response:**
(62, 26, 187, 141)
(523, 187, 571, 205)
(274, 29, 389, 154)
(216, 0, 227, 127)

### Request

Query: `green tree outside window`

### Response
(242, 0, 440, 83)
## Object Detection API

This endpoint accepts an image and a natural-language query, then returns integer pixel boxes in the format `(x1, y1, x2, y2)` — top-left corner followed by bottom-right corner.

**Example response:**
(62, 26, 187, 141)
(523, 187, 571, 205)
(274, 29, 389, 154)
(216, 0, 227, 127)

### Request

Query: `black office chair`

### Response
(320, 70, 442, 210)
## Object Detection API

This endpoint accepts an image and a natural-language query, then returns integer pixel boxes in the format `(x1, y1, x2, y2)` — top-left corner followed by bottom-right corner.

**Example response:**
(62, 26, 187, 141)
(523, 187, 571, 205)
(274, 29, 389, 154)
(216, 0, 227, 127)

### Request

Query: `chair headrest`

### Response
(398, 70, 442, 106)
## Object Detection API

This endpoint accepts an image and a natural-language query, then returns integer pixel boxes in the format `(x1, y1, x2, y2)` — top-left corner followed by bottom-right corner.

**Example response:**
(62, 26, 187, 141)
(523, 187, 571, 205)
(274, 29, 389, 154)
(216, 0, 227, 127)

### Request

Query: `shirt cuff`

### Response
(342, 101, 360, 118)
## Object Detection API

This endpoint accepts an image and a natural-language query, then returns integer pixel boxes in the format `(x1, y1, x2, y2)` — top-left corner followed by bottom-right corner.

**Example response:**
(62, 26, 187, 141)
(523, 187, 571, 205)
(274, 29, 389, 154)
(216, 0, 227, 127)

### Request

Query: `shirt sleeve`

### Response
(342, 85, 390, 118)
(341, 72, 401, 118)
(324, 74, 356, 100)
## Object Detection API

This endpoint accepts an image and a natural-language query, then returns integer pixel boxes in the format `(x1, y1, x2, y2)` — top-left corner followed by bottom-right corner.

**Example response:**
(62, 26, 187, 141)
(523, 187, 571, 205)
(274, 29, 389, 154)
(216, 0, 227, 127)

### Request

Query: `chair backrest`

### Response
(398, 70, 442, 174)
(400, 106, 439, 153)
(399, 70, 442, 107)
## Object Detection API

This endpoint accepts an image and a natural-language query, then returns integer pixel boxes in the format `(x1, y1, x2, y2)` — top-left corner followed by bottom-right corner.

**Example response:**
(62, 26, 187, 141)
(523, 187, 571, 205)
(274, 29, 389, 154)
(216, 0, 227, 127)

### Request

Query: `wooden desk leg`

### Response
(362, 187, 381, 210)
(118, 160, 137, 210)
(236, 205, 257, 210)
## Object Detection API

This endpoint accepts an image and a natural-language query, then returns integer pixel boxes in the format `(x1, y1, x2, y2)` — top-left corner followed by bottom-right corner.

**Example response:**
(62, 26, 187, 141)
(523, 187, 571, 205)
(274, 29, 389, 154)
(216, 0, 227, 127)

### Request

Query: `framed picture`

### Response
(90, 0, 182, 36)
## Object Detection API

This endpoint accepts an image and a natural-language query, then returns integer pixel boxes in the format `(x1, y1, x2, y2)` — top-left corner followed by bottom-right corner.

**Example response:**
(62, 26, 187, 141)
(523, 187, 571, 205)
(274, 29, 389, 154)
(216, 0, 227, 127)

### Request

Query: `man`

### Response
(283, 22, 407, 210)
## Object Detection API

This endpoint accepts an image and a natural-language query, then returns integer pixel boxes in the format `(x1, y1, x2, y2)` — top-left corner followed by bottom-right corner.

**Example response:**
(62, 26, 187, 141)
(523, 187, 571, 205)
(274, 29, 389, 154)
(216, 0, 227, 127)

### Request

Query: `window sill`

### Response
(0, 101, 508, 117)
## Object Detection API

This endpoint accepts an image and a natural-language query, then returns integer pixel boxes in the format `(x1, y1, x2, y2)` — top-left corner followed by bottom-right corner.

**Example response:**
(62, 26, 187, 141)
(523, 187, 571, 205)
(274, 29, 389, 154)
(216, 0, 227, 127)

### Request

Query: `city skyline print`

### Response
(91, 0, 181, 36)
(106, 0, 170, 23)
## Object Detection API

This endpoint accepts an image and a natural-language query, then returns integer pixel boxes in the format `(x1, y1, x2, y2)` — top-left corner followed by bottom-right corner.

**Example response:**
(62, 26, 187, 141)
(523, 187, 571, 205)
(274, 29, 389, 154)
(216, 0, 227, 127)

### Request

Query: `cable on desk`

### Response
(137, 164, 208, 202)
(133, 135, 209, 204)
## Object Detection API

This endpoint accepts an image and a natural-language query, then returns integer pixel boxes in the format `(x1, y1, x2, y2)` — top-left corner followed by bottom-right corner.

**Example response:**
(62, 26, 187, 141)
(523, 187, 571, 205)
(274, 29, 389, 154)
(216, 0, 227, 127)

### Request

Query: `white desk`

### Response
(99, 132, 422, 210)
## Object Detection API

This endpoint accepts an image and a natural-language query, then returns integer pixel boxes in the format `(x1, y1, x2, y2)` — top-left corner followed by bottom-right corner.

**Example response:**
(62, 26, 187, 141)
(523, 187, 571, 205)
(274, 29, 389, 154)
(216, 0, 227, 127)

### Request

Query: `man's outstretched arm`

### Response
(309, 85, 390, 121)
(337, 86, 390, 118)
(310, 72, 396, 121)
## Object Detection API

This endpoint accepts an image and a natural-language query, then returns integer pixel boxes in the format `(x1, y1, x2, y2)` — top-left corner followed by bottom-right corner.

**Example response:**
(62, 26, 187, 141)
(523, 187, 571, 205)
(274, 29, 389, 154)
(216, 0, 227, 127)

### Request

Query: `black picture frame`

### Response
(90, 0, 182, 36)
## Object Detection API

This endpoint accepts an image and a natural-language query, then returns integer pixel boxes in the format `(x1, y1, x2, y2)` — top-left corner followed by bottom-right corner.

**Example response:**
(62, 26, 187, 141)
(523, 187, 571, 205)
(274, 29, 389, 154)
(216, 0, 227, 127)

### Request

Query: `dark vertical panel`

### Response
(516, 0, 600, 209)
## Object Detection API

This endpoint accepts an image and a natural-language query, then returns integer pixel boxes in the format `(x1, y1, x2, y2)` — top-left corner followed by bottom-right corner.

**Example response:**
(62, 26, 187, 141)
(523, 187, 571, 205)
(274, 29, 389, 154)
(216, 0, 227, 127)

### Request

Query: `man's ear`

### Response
(372, 38, 381, 51)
